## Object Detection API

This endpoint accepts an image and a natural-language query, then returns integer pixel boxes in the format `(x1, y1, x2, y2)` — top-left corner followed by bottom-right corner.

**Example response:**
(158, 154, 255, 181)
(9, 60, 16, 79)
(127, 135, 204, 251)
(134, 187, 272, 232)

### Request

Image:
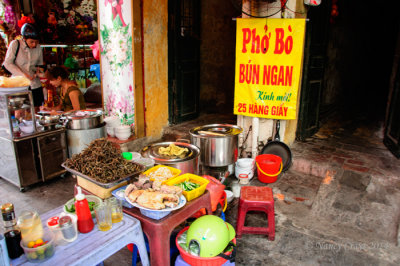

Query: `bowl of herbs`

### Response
(64, 195, 102, 218)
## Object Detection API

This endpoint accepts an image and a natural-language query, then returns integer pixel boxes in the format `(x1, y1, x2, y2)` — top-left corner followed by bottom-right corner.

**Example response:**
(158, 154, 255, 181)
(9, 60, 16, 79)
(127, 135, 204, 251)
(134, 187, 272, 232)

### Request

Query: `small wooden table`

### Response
(123, 190, 213, 266)
(12, 206, 149, 266)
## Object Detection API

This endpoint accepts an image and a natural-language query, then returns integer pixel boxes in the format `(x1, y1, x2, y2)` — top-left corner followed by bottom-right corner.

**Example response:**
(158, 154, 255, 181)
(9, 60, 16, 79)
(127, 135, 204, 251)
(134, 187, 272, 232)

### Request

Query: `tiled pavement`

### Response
(0, 113, 399, 265)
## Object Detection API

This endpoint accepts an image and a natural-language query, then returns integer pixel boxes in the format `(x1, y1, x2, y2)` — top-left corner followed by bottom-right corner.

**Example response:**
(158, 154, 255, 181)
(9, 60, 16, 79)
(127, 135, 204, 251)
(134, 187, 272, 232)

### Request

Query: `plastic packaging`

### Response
(238, 174, 249, 184)
(121, 152, 132, 160)
(231, 181, 241, 198)
(74, 186, 94, 233)
(11, 115, 19, 132)
(0, 234, 10, 266)
(59, 215, 78, 242)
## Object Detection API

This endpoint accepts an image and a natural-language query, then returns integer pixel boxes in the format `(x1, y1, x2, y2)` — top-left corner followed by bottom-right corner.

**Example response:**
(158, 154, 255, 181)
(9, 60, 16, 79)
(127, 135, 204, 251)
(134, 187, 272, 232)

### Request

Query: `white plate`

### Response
(125, 194, 186, 212)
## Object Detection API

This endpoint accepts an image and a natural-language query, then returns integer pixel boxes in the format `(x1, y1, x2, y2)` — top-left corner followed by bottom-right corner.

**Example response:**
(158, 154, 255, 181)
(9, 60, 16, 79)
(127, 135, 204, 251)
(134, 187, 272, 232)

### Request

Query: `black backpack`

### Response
(2, 40, 20, 75)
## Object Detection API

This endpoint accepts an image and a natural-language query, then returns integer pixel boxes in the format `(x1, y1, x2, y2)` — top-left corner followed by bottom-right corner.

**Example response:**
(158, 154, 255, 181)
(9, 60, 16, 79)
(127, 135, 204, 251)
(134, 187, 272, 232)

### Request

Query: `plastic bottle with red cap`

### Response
(74, 186, 94, 233)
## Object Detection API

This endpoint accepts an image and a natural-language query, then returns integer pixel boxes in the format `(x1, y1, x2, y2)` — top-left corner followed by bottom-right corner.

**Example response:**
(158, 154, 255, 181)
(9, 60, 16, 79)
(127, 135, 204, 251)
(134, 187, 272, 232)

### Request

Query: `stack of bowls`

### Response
(115, 125, 131, 140)
(104, 116, 121, 137)
(235, 158, 256, 180)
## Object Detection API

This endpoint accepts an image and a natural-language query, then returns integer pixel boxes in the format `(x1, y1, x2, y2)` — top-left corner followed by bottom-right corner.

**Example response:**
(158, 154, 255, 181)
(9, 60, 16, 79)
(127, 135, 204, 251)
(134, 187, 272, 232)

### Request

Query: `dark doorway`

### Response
(298, 0, 400, 158)
(168, 0, 201, 124)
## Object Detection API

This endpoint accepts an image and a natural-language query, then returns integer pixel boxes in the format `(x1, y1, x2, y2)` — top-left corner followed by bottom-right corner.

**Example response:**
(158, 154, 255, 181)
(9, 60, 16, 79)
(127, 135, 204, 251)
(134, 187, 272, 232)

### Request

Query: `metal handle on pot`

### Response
(275, 120, 281, 141)
(176, 139, 190, 143)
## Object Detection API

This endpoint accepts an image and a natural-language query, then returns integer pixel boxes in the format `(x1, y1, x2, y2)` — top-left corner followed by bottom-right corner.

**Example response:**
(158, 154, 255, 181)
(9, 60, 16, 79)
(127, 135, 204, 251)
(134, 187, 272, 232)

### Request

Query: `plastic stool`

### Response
(236, 186, 275, 240)
(123, 191, 212, 266)
(175, 255, 235, 266)
(129, 232, 180, 264)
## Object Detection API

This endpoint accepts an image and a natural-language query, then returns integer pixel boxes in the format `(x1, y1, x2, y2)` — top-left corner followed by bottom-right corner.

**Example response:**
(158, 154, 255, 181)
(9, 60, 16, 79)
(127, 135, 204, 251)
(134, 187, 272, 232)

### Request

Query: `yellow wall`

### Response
(142, 0, 169, 140)
(284, 0, 308, 145)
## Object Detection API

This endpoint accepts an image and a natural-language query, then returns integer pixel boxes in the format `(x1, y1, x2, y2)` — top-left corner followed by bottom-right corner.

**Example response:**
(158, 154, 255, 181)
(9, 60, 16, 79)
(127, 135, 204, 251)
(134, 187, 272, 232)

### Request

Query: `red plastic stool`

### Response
(236, 186, 275, 240)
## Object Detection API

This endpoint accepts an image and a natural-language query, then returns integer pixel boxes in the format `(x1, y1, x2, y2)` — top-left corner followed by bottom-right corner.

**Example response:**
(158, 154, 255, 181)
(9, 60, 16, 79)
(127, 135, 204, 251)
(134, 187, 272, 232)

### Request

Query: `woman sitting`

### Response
(41, 66, 86, 113)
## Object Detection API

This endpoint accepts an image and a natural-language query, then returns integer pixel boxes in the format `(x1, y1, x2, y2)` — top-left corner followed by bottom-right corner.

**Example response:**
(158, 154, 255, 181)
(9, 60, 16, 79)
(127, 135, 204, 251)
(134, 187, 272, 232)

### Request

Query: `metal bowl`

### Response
(35, 114, 61, 125)
(9, 97, 25, 108)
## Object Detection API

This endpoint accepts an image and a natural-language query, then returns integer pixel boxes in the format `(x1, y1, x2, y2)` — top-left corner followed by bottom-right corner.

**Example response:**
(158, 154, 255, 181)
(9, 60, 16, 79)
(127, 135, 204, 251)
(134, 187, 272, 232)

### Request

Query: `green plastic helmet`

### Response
(186, 215, 235, 257)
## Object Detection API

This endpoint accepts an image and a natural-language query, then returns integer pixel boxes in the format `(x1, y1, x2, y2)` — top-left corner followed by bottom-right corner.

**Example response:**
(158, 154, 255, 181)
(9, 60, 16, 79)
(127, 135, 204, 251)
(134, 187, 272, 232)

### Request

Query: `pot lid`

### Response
(141, 142, 200, 162)
(65, 109, 103, 120)
(190, 124, 242, 137)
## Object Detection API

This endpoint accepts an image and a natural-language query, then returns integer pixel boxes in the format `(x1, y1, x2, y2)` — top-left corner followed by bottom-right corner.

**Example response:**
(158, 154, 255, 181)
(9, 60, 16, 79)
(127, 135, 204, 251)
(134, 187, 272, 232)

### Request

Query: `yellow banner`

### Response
(234, 18, 306, 119)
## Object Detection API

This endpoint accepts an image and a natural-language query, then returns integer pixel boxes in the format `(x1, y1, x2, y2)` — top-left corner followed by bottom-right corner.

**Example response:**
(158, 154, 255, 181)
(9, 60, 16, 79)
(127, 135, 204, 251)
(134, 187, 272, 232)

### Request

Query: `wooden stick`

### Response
(198, 130, 225, 136)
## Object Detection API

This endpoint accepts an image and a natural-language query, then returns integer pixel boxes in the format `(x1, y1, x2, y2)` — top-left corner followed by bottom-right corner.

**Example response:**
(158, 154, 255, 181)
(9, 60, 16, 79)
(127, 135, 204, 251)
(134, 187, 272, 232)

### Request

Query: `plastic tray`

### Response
(62, 162, 145, 188)
(111, 185, 133, 208)
(143, 164, 181, 183)
(165, 174, 210, 201)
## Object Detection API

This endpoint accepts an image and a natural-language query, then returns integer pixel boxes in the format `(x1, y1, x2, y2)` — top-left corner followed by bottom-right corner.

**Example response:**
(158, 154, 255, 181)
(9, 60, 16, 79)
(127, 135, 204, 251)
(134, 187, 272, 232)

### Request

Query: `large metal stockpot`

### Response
(65, 110, 104, 130)
(189, 124, 243, 167)
(65, 110, 106, 157)
(141, 141, 200, 174)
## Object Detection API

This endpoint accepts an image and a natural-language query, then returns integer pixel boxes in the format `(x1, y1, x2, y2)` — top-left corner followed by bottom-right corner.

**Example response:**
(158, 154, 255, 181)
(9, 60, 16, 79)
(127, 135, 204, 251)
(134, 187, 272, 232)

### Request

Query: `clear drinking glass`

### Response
(94, 203, 112, 231)
(106, 197, 123, 223)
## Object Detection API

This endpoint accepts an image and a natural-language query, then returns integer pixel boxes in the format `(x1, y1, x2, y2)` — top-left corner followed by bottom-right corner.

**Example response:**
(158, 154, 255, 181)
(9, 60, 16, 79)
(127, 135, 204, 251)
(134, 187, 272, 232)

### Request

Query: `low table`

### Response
(12, 206, 149, 266)
(123, 190, 212, 266)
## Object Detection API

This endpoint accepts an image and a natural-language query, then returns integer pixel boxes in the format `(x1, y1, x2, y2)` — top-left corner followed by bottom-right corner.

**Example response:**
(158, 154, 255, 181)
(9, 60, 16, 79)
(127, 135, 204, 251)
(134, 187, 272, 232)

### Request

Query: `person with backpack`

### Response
(3, 23, 44, 107)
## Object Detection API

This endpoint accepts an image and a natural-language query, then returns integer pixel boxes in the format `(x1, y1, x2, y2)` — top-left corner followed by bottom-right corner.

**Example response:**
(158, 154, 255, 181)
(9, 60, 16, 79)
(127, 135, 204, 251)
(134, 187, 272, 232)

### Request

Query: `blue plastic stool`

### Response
(131, 232, 179, 264)
(175, 255, 235, 266)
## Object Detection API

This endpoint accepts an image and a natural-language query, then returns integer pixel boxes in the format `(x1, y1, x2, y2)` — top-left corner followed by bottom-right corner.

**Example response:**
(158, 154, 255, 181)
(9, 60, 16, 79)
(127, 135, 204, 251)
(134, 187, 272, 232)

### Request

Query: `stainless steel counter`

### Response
(0, 128, 68, 191)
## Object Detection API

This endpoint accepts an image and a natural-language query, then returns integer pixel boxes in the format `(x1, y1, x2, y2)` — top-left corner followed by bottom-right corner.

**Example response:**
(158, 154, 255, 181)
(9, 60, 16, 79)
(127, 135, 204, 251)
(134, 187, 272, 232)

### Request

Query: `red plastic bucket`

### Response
(176, 226, 236, 266)
(255, 154, 282, 183)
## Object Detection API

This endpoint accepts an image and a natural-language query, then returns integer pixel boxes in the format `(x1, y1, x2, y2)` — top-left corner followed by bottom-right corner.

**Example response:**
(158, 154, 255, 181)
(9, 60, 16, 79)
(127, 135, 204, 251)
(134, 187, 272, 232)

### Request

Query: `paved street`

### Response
(1, 113, 399, 265)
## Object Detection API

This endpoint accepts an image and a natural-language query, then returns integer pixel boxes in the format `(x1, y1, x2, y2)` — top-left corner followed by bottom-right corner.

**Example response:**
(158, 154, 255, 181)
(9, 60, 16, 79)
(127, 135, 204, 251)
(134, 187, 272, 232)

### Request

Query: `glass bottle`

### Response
(1, 203, 24, 259)
(1, 203, 16, 228)
(3, 225, 24, 259)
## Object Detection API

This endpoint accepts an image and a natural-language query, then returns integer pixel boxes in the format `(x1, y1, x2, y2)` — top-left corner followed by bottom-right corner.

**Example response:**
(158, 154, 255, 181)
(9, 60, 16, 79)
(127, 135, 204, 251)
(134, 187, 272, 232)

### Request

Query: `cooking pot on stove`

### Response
(65, 110, 104, 130)
(35, 112, 62, 127)
(190, 124, 242, 167)
(140, 141, 200, 174)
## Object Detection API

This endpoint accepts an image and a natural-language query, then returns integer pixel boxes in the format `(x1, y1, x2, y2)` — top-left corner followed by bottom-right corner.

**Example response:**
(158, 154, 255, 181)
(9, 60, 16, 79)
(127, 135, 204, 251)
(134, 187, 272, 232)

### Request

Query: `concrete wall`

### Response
(199, 0, 239, 114)
(142, 0, 169, 140)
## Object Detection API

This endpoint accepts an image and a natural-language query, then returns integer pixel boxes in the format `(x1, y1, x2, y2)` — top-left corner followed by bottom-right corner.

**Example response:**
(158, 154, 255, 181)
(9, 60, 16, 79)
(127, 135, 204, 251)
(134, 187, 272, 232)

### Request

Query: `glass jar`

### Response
(17, 211, 44, 245)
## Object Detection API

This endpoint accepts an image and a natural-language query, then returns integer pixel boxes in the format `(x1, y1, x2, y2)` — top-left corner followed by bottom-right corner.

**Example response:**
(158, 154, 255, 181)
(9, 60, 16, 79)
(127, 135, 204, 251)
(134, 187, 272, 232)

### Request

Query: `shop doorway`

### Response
(297, 1, 400, 158)
(168, 0, 201, 124)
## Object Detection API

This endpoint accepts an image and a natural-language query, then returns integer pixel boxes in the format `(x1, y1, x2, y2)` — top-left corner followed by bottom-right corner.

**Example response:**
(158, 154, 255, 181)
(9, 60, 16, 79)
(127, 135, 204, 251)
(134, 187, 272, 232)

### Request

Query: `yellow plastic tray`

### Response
(166, 173, 210, 201)
(143, 165, 181, 183)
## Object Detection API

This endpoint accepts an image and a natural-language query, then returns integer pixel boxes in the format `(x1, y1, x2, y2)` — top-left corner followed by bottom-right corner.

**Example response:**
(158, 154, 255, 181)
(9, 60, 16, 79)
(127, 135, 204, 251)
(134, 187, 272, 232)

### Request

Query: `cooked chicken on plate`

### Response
(128, 191, 180, 210)
(125, 175, 183, 210)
